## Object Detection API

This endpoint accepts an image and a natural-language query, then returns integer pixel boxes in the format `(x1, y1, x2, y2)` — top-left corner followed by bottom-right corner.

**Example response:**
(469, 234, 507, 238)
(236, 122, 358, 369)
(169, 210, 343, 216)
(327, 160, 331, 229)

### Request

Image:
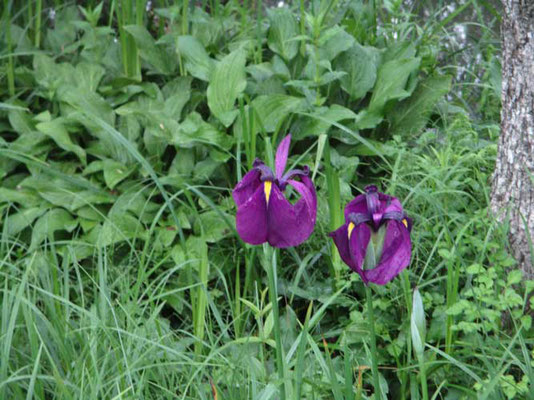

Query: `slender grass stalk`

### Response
(117, 0, 140, 79)
(255, 0, 263, 63)
(108, 0, 116, 26)
(299, 0, 306, 57)
(324, 140, 342, 288)
(263, 244, 286, 400)
(295, 301, 313, 399)
(343, 336, 354, 400)
(234, 258, 242, 338)
(323, 337, 344, 400)
(445, 258, 460, 354)
(4, 0, 15, 97)
(400, 270, 413, 400)
(136, 0, 144, 25)
(193, 239, 209, 355)
(34, 0, 42, 48)
(249, 108, 257, 167)
(182, 0, 189, 35)
(419, 359, 429, 400)
(365, 285, 382, 400)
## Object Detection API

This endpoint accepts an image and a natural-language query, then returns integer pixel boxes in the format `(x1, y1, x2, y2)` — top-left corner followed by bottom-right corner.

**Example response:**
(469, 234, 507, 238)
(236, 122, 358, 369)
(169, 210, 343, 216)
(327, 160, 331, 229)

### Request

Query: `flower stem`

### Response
(419, 358, 429, 400)
(264, 245, 286, 400)
(365, 285, 382, 400)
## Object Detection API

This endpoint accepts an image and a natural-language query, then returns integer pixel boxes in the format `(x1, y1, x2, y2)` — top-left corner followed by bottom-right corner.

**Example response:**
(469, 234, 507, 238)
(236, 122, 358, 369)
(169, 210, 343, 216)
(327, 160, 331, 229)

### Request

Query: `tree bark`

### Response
(491, 1, 534, 279)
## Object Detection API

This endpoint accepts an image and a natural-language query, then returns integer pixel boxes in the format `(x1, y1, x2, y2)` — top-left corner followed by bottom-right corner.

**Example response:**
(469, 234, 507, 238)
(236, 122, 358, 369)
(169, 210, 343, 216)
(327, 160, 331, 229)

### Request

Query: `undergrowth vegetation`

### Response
(1, 0, 533, 399)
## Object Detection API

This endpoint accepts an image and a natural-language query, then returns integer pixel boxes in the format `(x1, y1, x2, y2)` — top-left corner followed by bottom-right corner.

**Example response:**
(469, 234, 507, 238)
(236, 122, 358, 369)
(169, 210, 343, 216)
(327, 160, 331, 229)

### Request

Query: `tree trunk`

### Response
(491, 1, 534, 279)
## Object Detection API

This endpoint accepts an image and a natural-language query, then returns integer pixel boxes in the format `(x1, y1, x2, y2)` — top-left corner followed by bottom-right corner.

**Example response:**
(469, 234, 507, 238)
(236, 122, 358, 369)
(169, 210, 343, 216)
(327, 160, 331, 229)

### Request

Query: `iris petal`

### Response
(275, 134, 291, 179)
(266, 177, 316, 248)
(348, 223, 372, 283)
(329, 223, 355, 269)
(235, 183, 269, 245)
(362, 220, 411, 285)
(233, 169, 262, 207)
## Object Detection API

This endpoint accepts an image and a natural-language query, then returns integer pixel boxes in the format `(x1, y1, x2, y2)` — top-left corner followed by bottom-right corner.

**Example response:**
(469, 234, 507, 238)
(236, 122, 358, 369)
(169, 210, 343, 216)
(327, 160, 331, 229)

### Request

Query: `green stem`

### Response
(365, 285, 382, 400)
(264, 245, 286, 400)
(181, 0, 189, 35)
(419, 358, 429, 400)
(34, 0, 42, 48)
(4, 0, 15, 97)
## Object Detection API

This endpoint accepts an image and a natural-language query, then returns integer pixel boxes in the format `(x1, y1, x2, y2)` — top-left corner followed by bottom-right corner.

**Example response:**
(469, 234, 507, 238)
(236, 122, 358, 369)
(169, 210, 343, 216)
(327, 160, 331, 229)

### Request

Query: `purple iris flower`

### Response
(329, 185, 412, 285)
(233, 134, 317, 248)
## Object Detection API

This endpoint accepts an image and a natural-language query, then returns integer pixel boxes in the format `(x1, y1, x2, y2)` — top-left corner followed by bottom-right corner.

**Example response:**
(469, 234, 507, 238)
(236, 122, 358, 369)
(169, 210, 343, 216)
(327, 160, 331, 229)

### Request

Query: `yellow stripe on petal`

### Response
(402, 219, 408, 228)
(264, 181, 272, 204)
(347, 222, 355, 239)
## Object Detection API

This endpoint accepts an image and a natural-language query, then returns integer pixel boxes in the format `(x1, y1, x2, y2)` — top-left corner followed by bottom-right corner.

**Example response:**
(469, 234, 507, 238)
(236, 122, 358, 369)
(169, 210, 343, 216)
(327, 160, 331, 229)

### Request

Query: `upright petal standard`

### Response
(233, 135, 317, 248)
(329, 185, 412, 285)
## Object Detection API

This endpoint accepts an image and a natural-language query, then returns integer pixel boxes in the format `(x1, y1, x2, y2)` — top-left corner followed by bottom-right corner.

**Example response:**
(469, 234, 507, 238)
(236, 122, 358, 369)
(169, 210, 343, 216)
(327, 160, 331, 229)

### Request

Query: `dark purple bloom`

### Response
(233, 134, 317, 248)
(329, 185, 412, 285)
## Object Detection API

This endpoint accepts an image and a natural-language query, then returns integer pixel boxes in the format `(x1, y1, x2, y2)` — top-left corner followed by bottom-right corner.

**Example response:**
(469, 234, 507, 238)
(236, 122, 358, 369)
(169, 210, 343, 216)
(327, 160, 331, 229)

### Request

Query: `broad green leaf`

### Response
(250, 94, 305, 133)
(335, 44, 378, 100)
(369, 57, 421, 112)
(390, 75, 452, 136)
(267, 8, 299, 61)
(36, 118, 87, 164)
(194, 210, 234, 243)
(162, 77, 192, 118)
(8, 108, 34, 135)
(176, 35, 215, 81)
(207, 48, 247, 127)
(74, 62, 106, 92)
(30, 208, 77, 250)
(102, 160, 136, 189)
(0, 188, 40, 206)
(172, 112, 233, 149)
(317, 26, 355, 61)
(90, 212, 146, 248)
(293, 105, 357, 139)
(21, 176, 114, 211)
(125, 25, 175, 75)
(4, 208, 46, 236)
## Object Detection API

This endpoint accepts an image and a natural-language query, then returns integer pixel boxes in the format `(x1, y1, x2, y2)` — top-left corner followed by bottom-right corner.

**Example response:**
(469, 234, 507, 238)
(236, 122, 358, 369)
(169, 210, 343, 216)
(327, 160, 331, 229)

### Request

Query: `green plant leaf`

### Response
(390, 75, 452, 136)
(4, 208, 46, 236)
(207, 48, 247, 127)
(369, 57, 421, 113)
(194, 210, 234, 243)
(36, 118, 87, 164)
(267, 8, 299, 61)
(250, 94, 306, 133)
(30, 208, 77, 250)
(335, 44, 378, 100)
(125, 25, 175, 75)
(172, 112, 233, 149)
(176, 35, 215, 81)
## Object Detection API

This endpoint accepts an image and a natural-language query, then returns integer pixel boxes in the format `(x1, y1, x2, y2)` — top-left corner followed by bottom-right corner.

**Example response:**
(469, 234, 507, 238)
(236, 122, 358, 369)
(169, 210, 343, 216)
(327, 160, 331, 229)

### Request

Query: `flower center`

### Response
(347, 222, 355, 239)
(264, 181, 273, 204)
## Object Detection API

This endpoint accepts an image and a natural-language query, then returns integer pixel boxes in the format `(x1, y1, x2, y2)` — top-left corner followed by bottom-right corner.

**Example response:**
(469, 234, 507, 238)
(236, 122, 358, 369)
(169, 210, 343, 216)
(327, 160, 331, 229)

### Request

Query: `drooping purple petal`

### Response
(287, 175, 317, 224)
(362, 220, 411, 285)
(275, 134, 291, 179)
(330, 222, 372, 283)
(328, 224, 354, 269)
(235, 182, 269, 245)
(266, 177, 316, 248)
(233, 169, 262, 207)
